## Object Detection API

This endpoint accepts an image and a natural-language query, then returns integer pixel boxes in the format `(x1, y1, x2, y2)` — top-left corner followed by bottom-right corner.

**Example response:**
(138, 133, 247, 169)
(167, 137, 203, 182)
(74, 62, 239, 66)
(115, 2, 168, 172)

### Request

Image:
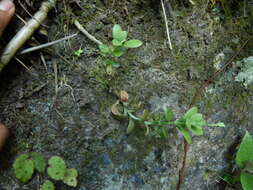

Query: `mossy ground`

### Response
(0, 0, 252, 189)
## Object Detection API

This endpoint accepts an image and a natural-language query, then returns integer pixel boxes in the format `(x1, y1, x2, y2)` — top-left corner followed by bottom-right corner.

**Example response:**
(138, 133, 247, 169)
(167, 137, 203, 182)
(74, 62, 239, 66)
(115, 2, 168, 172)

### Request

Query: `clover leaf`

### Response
(47, 156, 66, 180)
(13, 154, 34, 183)
(30, 152, 46, 173)
(39, 180, 55, 190)
(63, 168, 78, 187)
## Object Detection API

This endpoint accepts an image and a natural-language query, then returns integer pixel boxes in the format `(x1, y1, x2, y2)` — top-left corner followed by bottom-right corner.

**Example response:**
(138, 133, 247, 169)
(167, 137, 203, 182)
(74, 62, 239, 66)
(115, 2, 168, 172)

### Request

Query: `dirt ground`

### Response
(0, 0, 253, 189)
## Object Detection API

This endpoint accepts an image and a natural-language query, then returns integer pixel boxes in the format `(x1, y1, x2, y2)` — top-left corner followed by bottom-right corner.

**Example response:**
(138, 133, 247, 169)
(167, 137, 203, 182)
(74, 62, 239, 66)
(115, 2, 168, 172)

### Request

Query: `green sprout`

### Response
(111, 91, 225, 144)
(98, 24, 143, 74)
(13, 154, 78, 188)
(74, 48, 84, 57)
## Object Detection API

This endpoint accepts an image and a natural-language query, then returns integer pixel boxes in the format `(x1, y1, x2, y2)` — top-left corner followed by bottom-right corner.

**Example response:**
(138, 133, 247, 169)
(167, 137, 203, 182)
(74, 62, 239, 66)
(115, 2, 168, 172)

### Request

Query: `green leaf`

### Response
(208, 122, 225, 127)
(179, 128, 192, 144)
(186, 113, 206, 130)
(47, 167, 65, 181)
(112, 47, 125, 57)
(184, 107, 198, 119)
(63, 168, 78, 187)
(30, 152, 46, 173)
(124, 40, 143, 48)
(240, 172, 253, 190)
(47, 156, 66, 180)
(189, 126, 203, 136)
(48, 156, 66, 168)
(113, 24, 122, 38)
(112, 25, 127, 42)
(164, 108, 174, 121)
(112, 39, 123, 46)
(99, 44, 110, 54)
(39, 180, 55, 190)
(13, 154, 34, 183)
(236, 132, 253, 168)
(127, 118, 135, 134)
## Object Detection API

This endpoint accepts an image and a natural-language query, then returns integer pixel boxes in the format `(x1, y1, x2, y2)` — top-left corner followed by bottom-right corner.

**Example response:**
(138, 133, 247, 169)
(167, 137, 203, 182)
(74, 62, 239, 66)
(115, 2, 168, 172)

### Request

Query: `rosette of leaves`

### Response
(98, 24, 143, 74)
(235, 132, 253, 190)
(175, 107, 225, 144)
(13, 152, 46, 183)
(47, 156, 78, 187)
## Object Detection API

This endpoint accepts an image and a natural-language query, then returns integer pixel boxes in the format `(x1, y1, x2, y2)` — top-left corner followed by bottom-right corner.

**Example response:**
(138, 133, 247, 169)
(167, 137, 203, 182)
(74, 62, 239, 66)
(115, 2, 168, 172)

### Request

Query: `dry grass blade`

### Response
(161, 0, 173, 50)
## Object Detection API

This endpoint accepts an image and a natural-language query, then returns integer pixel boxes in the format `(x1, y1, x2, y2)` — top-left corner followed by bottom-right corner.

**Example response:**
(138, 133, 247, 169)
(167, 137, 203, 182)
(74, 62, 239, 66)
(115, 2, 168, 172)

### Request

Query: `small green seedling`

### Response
(74, 48, 84, 57)
(98, 24, 143, 74)
(13, 152, 46, 183)
(39, 180, 55, 190)
(174, 107, 225, 144)
(13, 153, 78, 188)
(111, 92, 225, 144)
(47, 156, 78, 187)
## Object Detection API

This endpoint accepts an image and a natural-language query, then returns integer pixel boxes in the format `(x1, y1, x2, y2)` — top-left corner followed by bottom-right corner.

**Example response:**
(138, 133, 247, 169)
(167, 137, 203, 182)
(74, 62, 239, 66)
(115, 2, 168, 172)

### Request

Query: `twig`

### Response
(74, 20, 102, 45)
(161, 0, 173, 50)
(53, 61, 58, 95)
(19, 33, 78, 55)
(0, 0, 57, 72)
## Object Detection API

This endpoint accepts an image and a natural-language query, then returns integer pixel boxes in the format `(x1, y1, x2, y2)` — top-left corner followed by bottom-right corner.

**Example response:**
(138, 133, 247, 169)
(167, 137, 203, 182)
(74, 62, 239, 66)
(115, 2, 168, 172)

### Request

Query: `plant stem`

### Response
(74, 20, 102, 45)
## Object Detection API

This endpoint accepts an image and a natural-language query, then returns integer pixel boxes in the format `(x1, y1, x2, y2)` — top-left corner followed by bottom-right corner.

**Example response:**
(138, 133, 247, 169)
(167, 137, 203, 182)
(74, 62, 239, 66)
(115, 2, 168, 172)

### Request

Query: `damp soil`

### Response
(0, 0, 253, 189)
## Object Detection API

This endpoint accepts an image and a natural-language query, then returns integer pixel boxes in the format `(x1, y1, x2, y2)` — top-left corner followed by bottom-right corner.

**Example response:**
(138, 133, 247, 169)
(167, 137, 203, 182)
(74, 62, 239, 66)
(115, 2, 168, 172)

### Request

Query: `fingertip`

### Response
(0, 0, 15, 35)
(0, 123, 10, 151)
(0, 0, 14, 12)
